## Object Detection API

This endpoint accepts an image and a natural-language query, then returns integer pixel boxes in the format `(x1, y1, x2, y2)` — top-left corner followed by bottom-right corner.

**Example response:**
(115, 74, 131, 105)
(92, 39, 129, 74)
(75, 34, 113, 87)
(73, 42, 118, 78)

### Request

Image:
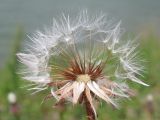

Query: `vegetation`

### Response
(0, 29, 160, 120)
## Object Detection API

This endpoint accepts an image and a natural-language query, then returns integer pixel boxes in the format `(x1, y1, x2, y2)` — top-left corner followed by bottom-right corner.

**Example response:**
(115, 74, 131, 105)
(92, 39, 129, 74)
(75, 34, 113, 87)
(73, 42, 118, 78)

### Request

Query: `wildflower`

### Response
(7, 92, 20, 116)
(8, 92, 17, 104)
(17, 11, 148, 120)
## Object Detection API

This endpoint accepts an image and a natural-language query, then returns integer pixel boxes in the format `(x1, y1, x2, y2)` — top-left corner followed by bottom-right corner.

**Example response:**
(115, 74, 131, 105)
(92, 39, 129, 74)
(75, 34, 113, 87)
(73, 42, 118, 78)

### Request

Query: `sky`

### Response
(0, 0, 160, 67)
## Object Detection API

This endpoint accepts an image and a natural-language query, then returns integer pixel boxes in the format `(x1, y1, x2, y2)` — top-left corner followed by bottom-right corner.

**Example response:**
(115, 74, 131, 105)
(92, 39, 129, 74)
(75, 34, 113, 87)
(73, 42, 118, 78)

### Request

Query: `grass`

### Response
(0, 29, 160, 120)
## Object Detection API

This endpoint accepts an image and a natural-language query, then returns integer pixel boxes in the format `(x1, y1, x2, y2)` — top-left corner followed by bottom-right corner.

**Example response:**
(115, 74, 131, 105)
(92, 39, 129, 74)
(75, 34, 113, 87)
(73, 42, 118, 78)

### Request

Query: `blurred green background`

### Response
(0, 0, 160, 120)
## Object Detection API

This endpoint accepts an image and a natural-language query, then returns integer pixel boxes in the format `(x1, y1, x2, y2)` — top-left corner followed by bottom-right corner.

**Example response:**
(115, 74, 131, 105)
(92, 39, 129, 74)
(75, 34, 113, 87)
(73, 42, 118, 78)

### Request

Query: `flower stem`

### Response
(84, 94, 95, 120)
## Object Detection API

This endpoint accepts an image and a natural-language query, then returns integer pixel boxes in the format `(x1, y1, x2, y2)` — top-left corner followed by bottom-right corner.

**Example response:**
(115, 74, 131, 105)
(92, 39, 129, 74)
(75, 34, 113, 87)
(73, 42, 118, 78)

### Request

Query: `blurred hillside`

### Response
(0, 28, 160, 120)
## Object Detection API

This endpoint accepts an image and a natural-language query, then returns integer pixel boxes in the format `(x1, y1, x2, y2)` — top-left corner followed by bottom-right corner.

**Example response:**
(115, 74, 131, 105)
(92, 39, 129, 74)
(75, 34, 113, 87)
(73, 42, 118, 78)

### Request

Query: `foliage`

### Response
(0, 29, 160, 120)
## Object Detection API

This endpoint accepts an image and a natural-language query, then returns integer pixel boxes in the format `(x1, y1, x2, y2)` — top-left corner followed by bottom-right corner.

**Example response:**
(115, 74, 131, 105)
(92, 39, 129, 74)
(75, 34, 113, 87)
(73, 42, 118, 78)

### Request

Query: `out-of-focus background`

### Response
(0, 0, 160, 120)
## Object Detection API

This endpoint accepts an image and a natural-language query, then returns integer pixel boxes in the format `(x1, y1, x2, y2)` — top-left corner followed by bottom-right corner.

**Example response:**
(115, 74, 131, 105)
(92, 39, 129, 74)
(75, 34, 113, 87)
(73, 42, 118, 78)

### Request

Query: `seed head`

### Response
(17, 10, 148, 119)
